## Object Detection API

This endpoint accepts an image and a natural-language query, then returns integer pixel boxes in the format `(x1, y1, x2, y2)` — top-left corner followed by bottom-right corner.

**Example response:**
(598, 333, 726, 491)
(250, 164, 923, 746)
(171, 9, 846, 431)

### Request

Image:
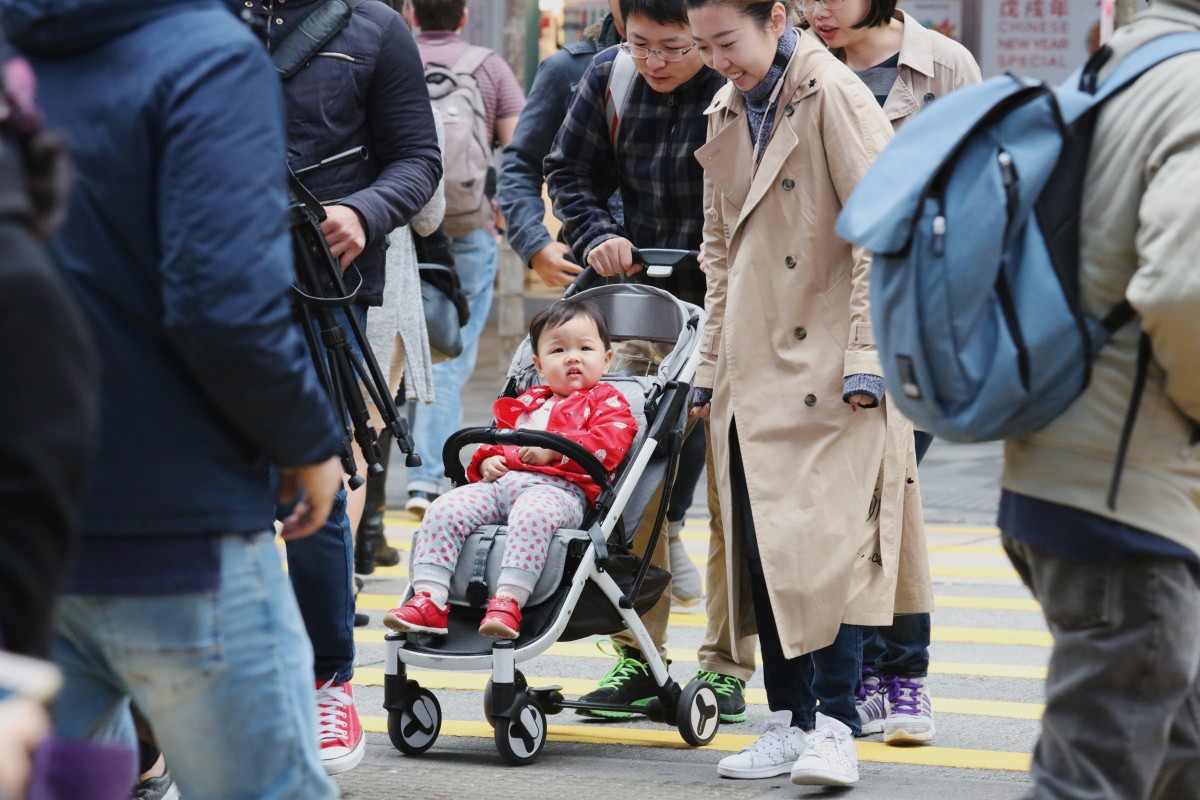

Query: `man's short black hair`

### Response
(413, 0, 465, 31)
(619, 0, 690, 29)
(853, 0, 896, 29)
(529, 299, 613, 353)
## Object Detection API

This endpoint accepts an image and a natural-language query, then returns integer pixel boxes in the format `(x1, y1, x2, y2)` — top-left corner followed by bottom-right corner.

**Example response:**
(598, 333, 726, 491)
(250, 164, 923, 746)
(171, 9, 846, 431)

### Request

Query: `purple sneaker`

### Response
(884, 675, 936, 744)
(855, 669, 887, 736)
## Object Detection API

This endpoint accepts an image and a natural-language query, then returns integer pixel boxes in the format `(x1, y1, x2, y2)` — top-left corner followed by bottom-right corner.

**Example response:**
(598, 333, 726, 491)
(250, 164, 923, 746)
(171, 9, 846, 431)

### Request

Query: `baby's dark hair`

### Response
(529, 299, 612, 353)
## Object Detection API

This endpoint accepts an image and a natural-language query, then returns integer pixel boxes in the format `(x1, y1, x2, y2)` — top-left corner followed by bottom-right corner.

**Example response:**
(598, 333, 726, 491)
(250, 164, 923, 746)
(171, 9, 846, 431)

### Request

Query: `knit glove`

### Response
(842, 374, 886, 408)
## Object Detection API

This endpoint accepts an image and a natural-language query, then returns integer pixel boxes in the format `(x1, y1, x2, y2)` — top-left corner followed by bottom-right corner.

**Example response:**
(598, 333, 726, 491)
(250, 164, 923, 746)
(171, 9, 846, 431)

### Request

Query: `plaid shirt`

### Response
(545, 47, 726, 307)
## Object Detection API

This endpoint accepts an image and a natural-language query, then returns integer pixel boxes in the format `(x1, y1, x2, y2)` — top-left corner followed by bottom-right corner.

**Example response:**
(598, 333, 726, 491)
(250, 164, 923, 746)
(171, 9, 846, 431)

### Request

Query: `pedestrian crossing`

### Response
(350, 514, 1046, 776)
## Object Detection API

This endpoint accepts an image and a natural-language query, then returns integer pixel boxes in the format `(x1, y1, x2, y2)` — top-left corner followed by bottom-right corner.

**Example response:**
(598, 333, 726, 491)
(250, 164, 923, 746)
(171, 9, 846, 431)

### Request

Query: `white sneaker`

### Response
(884, 675, 936, 744)
(791, 712, 860, 786)
(667, 522, 702, 607)
(717, 710, 806, 779)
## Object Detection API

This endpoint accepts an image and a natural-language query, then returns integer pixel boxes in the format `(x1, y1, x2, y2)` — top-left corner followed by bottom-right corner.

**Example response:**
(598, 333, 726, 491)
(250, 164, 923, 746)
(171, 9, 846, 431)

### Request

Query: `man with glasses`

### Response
(545, 0, 757, 725)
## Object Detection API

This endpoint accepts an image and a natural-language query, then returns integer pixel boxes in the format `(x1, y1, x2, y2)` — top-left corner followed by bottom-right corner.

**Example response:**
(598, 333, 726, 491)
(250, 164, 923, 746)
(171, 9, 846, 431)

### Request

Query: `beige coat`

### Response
(1002, 0, 1200, 552)
(694, 32, 932, 660)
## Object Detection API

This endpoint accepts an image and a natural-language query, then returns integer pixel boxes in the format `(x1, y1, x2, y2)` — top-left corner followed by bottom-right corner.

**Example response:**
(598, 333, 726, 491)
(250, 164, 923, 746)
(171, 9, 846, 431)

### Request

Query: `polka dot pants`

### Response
(411, 471, 587, 590)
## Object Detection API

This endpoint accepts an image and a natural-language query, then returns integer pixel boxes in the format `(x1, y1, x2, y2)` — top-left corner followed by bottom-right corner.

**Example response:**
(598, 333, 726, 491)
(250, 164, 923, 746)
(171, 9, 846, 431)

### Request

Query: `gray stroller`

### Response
(382, 275, 720, 765)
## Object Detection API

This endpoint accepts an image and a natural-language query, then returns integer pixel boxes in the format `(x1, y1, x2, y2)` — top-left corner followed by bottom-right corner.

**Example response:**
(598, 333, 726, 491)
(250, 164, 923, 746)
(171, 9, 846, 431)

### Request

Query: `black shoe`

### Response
(355, 528, 399, 574)
(575, 642, 662, 719)
(695, 670, 747, 723)
(354, 612, 370, 627)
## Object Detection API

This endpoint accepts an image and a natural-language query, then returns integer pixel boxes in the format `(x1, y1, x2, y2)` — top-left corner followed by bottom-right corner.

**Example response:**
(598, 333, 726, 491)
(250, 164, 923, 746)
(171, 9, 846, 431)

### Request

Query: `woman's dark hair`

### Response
(619, 0, 690, 28)
(529, 299, 613, 353)
(682, 0, 793, 28)
(852, 0, 897, 29)
(411, 0, 465, 31)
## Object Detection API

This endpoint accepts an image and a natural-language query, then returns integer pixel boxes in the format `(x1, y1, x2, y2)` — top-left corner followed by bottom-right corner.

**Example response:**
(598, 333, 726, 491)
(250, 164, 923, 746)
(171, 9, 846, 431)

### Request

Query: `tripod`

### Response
(288, 147, 420, 489)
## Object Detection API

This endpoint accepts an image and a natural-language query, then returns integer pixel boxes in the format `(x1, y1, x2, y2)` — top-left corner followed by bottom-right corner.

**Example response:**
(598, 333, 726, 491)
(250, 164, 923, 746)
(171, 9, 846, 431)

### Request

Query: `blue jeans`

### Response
(50, 533, 337, 800)
(408, 228, 498, 492)
(730, 420, 862, 733)
(284, 302, 367, 684)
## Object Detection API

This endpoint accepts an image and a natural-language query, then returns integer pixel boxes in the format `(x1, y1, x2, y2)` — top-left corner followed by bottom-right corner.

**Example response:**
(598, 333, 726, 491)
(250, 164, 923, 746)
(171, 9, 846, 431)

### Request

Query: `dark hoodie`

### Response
(0, 0, 342, 591)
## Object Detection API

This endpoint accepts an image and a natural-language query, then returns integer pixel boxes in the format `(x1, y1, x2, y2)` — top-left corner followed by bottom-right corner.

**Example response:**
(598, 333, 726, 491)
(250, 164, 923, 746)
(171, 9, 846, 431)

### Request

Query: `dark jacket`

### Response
(544, 47, 725, 307)
(498, 15, 620, 264)
(1, 0, 343, 539)
(253, 0, 442, 306)
(0, 144, 96, 656)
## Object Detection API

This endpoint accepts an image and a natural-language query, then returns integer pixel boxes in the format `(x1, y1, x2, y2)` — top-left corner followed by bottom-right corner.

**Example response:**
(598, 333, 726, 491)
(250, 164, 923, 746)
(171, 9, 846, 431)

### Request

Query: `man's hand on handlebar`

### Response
(587, 237, 642, 278)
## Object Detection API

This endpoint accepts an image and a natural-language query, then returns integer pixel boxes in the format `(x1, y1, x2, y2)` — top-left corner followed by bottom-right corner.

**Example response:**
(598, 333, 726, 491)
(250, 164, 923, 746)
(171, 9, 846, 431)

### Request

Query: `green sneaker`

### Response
(575, 641, 661, 719)
(696, 670, 748, 723)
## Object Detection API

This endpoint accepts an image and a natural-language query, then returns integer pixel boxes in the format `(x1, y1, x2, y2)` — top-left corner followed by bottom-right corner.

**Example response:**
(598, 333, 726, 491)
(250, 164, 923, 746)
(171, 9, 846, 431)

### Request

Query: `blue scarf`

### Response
(739, 27, 798, 161)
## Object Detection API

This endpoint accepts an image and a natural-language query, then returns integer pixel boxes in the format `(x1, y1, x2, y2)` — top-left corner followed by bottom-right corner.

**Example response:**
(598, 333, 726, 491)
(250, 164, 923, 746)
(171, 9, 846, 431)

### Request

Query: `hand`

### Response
(587, 237, 641, 278)
(320, 204, 367, 271)
(847, 393, 876, 412)
(0, 698, 49, 800)
(529, 241, 583, 288)
(690, 402, 711, 420)
(480, 455, 509, 482)
(518, 446, 559, 466)
(697, 241, 707, 273)
(277, 456, 343, 540)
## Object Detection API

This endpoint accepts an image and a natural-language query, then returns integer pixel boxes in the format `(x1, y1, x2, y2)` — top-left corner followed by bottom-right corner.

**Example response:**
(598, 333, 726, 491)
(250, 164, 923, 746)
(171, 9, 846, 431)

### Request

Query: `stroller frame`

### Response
(382, 282, 721, 765)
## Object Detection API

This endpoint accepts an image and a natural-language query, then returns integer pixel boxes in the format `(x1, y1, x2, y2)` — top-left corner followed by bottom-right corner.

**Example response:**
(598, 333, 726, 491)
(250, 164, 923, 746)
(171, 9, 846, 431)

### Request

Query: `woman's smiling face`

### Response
(688, 1, 787, 92)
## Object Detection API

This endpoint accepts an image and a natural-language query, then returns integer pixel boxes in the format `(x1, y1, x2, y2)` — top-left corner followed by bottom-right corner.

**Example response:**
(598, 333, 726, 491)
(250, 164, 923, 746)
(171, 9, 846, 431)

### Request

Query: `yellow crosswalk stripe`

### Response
(353, 668, 1044, 721)
(361, 562, 1022, 581)
(354, 624, 1051, 650)
(358, 715, 1031, 771)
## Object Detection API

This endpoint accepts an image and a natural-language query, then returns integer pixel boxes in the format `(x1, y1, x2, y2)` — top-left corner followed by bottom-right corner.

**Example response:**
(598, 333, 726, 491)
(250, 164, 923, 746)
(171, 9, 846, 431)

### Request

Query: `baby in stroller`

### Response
(385, 298, 638, 640)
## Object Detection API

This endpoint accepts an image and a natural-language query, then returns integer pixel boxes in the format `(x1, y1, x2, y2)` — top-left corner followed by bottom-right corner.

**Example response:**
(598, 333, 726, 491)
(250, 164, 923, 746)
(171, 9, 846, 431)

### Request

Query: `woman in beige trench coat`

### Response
(687, 0, 932, 786)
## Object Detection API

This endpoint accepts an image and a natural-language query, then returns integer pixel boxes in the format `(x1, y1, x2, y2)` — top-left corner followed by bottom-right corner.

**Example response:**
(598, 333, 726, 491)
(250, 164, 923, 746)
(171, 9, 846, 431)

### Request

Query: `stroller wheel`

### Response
(483, 670, 527, 729)
(388, 687, 442, 755)
(677, 679, 720, 747)
(494, 696, 547, 766)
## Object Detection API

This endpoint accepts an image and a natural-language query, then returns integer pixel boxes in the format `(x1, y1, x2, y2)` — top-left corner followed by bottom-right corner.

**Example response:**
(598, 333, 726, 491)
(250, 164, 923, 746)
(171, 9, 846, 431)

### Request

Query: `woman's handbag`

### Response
(418, 262, 469, 363)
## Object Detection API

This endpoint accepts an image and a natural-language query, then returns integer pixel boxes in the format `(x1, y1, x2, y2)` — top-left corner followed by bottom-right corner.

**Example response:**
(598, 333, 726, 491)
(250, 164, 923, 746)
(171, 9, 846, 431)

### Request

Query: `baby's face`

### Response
(532, 315, 613, 398)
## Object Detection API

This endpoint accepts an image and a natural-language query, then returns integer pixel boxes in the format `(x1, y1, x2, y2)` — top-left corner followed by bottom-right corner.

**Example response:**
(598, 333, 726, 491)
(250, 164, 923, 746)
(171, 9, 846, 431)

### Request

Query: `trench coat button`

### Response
(785, 255, 796, 269)
(782, 178, 795, 190)
(794, 327, 807, 340)
(804, 393, 817, 406)
(924, 92, 936, 104)
(784, 105, 795, 117)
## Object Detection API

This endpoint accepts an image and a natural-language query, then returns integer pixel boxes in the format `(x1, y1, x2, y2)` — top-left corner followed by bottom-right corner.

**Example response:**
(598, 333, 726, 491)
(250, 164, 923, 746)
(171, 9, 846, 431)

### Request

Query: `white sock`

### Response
(411, 580, 449, 608)
(495, 585, 531, 608)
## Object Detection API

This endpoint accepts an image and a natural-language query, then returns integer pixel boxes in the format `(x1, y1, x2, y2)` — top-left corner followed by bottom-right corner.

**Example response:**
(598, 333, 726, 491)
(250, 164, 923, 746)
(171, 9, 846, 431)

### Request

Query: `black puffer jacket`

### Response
(252, 0, 442, 305)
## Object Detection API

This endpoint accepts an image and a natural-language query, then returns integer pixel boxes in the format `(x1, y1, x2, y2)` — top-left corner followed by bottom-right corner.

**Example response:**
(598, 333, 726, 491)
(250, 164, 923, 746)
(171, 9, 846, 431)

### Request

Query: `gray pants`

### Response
(1003, 537, 1200, 800)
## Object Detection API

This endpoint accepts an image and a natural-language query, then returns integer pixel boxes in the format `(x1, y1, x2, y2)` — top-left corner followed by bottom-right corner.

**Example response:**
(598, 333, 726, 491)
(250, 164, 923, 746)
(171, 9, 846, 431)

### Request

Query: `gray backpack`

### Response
(425, 47, 493, 237)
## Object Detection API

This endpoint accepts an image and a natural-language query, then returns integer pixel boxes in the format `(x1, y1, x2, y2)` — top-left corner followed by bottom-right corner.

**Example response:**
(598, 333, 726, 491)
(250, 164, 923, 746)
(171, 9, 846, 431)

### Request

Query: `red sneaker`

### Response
(478, 595, 522, 639)
(384, 591, 449, 635)
(315, 678, 364, 775)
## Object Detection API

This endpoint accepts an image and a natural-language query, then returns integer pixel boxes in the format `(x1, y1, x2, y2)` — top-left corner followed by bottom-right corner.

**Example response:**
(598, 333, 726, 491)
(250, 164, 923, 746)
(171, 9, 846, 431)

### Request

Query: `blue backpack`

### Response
(837, 33, 1200, 505)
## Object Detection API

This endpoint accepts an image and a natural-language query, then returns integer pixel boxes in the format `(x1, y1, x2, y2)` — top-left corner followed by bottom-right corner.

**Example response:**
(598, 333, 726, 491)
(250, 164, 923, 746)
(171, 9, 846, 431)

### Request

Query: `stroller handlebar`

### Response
(562, 248, 700, 298)
(441, 427, 615, 498)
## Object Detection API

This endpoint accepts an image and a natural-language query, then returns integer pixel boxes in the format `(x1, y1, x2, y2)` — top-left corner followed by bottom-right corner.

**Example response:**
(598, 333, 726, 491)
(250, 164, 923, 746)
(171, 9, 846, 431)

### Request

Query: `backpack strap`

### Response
(1106, 331, 1152, 511)
(450, 45, 493, 80)
(603, 49, 637, 149)
(271, 0, 372, 80)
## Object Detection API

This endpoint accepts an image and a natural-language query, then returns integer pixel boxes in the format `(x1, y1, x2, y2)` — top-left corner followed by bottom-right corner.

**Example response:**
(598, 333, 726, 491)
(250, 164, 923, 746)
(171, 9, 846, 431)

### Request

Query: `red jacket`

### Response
(467, 383, 638, 503)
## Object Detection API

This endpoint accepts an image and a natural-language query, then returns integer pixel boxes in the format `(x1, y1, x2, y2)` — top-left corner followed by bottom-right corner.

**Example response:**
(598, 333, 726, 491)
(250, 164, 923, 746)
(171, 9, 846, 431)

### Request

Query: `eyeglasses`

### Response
(799, 0, 846, 10)
(618, 42, 697, 61)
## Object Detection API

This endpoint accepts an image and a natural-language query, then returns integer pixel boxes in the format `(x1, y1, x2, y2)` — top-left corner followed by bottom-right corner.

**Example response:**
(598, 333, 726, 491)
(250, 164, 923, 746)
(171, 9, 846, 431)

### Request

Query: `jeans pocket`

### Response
(1039, 559, 1114, 632)
(107, 592, 223, 698)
